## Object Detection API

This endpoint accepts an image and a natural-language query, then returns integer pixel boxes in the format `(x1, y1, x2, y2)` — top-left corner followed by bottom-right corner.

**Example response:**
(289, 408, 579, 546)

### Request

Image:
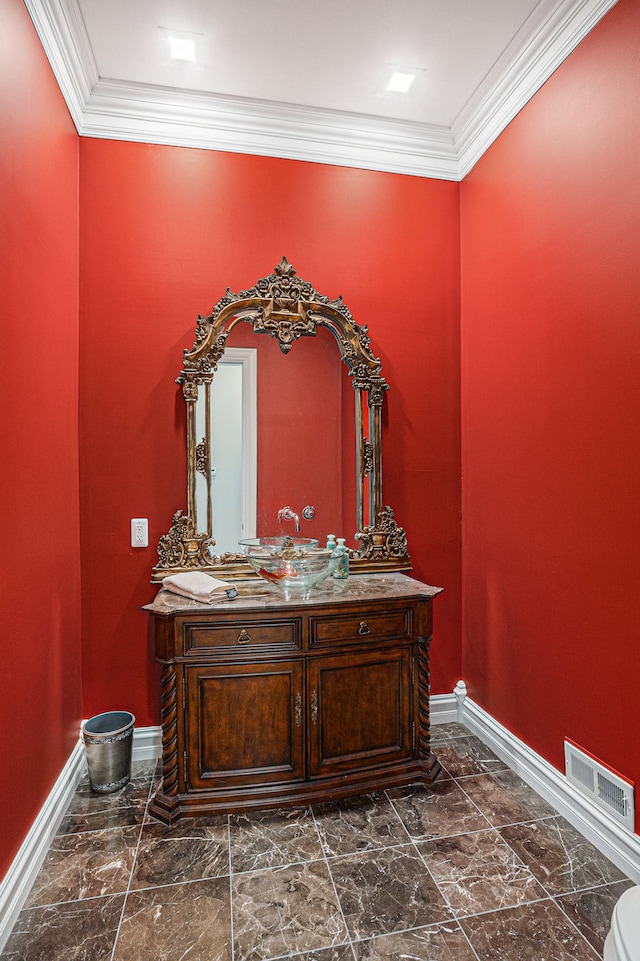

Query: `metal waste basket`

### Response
(82, 711, 135, 793)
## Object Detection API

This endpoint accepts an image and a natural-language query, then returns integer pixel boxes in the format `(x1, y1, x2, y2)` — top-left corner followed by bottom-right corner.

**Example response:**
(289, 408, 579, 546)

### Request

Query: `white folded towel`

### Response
(162, 572, 238, 603)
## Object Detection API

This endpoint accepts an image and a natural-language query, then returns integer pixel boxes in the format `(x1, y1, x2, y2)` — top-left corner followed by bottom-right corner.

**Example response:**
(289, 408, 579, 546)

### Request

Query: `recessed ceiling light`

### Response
(386, 71, 416, 94)
(168, 36, 196, 62)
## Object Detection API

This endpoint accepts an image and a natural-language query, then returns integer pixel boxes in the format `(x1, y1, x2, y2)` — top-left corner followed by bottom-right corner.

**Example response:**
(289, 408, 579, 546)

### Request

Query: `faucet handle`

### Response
(277, 506, 300, 531)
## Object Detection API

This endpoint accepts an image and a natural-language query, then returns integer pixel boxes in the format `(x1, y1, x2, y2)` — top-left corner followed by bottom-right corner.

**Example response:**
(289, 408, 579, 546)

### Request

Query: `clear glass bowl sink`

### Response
(238, 536, 340, 595)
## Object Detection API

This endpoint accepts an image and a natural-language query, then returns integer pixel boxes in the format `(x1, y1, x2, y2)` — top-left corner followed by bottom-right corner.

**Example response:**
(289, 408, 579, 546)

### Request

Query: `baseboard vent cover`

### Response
(564, 740, 635, 831)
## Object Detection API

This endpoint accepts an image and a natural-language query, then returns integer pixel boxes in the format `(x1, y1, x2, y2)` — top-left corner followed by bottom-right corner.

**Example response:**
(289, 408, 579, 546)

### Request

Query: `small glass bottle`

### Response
(326, 533, 336, 550)
(333, 537, 349, 579)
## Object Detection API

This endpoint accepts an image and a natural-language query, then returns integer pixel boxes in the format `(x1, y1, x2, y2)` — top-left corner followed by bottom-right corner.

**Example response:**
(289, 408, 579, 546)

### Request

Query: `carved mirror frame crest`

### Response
(152, 257, 410, 581)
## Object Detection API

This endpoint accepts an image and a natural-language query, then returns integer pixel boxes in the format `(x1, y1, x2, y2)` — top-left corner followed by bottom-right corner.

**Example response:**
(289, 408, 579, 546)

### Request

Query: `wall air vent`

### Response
(564, 740, 635, 831)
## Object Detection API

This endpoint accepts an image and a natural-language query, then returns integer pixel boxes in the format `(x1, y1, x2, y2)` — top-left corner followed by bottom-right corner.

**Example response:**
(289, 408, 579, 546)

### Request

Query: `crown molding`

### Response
(454, 0, 619, 177)
(24, 0, 618, 182)
(81, 79, 460, 180)
(24, 0, 97, 127)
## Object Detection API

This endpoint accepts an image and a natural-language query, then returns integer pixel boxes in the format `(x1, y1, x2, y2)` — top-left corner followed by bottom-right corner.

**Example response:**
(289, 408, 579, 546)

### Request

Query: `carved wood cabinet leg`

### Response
(149, 664, 182, 823)
(418, 636, 442, 781)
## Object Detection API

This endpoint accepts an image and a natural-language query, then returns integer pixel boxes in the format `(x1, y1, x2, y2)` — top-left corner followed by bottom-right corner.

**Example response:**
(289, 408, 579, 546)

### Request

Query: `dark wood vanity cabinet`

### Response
(146, 573, 442, 823)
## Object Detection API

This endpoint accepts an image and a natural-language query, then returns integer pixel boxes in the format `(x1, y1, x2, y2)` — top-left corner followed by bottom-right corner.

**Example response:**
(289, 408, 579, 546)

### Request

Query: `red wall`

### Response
(461, 0, 640, 813)
(78, 143, 462, 725)
(0, 0, 81, 878)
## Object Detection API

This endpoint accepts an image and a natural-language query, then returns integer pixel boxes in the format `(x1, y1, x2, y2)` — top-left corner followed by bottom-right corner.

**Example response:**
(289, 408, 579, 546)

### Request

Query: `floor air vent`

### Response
(564, 740, 635, 831)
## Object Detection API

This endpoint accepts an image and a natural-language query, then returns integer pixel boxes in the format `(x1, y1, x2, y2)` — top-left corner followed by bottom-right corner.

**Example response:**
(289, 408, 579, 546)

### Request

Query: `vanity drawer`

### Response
(182, 617, 302, 655)
(308, 606, 413, 648)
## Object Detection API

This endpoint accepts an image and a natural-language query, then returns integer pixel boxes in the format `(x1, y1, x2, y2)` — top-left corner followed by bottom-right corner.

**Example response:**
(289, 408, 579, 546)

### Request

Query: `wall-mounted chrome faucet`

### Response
(278, 505, 315, 531)
(278, 506, 300, 532)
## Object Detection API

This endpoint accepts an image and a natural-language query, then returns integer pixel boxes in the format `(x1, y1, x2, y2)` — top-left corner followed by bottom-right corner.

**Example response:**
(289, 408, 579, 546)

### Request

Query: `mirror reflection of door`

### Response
(196, 347, 257, 556)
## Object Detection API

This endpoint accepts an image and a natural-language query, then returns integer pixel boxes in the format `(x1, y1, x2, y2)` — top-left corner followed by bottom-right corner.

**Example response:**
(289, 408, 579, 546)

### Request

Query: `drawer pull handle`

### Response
(237, 629, 251, 645)
(294, 693, 302, 727)
(311, 689, 318, 725)
(358, 621, 371, 635)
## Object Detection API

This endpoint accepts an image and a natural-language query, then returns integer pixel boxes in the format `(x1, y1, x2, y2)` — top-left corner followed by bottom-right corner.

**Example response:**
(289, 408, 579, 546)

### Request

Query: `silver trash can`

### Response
(82, 711, 135, 793)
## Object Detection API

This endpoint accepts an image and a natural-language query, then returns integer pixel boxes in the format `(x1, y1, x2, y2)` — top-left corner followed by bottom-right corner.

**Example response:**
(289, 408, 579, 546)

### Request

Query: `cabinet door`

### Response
(307, 647, 413, 778)
(185, 661, 305, 789)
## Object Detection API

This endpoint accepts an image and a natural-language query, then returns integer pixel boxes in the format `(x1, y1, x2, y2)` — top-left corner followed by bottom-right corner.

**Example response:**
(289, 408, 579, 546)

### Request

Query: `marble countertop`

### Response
(143, 572, 443, 616)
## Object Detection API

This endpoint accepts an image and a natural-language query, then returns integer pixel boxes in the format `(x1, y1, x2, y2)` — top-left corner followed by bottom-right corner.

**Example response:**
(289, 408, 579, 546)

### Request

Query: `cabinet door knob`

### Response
(311, 689, 318, 725)
(237, 629, 251, 644)
(294, 693, 302, 727)
(358, 621, 371, 635)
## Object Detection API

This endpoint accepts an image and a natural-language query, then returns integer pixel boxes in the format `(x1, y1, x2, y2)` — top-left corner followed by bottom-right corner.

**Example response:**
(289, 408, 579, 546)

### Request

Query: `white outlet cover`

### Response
(131, 517, 148, 548)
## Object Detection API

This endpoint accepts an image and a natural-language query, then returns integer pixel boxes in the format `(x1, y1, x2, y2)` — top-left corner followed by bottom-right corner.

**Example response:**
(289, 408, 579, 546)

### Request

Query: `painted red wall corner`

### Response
(460, 0, 640, 819)
(0, 0, 81, 880)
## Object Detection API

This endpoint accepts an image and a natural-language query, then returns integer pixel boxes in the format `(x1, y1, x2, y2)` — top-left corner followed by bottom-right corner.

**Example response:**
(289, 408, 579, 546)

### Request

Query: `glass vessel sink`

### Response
(238, 536, 340, 595)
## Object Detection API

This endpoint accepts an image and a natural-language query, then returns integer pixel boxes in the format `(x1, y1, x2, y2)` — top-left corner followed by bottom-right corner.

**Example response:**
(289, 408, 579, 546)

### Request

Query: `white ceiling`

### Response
(26, 0, 617, 180)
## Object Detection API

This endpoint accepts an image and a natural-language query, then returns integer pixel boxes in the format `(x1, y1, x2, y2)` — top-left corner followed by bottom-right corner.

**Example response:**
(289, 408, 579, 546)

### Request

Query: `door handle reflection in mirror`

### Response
(358, 621, 371, 635)
(237, 629, 251, 644)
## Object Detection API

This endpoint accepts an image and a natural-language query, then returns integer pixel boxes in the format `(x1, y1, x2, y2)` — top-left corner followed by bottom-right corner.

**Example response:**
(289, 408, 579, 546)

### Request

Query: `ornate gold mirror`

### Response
(152, 258, 410, 581)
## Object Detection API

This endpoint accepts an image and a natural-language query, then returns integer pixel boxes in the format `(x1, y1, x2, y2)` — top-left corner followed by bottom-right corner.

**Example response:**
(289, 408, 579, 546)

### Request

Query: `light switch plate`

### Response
(131, 518, 148, 548)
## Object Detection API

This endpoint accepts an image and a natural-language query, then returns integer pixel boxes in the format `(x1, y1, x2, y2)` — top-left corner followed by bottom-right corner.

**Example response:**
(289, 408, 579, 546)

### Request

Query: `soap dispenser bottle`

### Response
(333, 537, 349, 579)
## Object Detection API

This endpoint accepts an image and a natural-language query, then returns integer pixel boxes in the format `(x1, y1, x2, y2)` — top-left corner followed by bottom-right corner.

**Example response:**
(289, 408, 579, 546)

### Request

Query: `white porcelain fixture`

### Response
(604, 886, 640, 961)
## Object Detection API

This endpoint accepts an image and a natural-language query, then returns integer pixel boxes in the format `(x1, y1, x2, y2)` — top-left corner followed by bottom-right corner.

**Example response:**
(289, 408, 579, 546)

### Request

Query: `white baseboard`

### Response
(0, 739, 85, 952)
(0, 724, 162, 953)
(430, 680, 468, 726)
(131, 724, 162, 761)
(429, 693, 459, 725)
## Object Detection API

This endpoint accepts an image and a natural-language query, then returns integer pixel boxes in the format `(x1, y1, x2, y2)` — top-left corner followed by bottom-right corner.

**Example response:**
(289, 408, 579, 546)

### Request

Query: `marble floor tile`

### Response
(232, 859, 348, 961)
(418, 828, 546, 916)
(59, 766, 155, 835)
(352, 921, 478, 961)
(499, 816, 629, 896)
(459, 769, 557, 826)
(460, 898, 601, 960)
(313, 793, 409, 857)
(387, 779, 489, 841)
(0, 894, 124, 961)
(25, 827, 140, 907)
(329, 844, 451, 940)
(429, 723, 470, 746)
(65, 763, 154, 817)
(434, 734, 508, 778)
(130, 816, 230, 889)
(112, 877, 232, 961)
(58, 797, 148, 835)
(230, 807, 324, 873)
(556, 880, 634, 954)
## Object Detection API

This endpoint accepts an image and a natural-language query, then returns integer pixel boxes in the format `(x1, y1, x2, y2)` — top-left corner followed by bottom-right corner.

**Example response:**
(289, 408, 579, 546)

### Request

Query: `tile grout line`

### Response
(108, 762, 157, 961)
(384, 785, 483, 958)
(309, 806, 358, 961)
